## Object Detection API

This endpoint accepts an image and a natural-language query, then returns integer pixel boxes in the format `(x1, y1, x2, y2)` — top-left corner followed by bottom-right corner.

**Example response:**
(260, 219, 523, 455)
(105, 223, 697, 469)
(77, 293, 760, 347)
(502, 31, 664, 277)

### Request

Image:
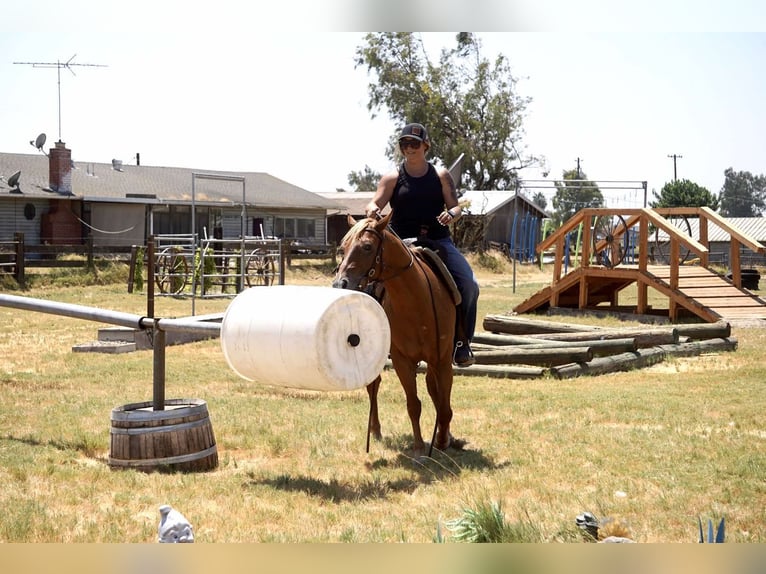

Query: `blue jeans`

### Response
(432, 237, 480, 343)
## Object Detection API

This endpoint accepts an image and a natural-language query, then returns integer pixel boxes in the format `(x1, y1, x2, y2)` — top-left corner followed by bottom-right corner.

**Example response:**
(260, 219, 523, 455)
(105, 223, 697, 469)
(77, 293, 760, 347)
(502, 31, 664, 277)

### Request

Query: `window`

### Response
(274, 217, 315, 239)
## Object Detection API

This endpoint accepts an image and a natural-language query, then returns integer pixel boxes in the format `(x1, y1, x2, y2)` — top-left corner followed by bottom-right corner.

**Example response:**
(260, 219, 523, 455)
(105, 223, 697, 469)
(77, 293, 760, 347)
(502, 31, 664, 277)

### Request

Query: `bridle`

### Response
(357, 225, 414, 289)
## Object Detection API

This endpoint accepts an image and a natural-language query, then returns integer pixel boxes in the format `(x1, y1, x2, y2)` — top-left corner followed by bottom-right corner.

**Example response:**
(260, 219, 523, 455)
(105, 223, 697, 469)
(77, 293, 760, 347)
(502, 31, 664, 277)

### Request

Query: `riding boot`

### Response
(452, 303, 475, 368)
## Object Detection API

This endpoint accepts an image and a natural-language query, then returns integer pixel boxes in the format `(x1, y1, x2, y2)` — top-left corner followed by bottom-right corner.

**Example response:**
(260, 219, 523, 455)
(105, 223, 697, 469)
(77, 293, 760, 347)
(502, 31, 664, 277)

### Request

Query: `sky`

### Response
(1, 1, 765, 210)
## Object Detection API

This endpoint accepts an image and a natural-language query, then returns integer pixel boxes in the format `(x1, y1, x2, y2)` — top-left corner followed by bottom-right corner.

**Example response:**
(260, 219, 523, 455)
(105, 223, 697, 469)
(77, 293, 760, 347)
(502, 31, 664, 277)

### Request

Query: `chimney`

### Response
(49, 141, 72, 194)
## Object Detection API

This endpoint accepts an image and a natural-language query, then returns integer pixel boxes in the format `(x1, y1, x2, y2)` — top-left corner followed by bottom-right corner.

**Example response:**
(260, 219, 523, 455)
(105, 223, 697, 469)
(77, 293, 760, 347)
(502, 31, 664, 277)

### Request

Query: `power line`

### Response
(13, 54, 107, 142)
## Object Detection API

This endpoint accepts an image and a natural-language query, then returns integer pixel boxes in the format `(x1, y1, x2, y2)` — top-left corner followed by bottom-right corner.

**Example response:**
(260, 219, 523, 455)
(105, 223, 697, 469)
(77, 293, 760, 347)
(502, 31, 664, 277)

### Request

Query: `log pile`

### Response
(455, 315, 738, 379)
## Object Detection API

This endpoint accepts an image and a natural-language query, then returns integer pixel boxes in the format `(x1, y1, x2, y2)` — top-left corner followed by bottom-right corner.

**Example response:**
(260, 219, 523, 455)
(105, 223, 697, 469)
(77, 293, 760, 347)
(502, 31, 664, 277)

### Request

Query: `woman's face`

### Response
(399, 138, 427, 159)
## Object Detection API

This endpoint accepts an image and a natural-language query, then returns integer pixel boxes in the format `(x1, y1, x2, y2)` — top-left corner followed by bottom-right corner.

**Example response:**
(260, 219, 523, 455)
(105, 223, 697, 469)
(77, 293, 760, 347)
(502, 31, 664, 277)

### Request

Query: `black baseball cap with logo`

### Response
(399, 123, 429, 142)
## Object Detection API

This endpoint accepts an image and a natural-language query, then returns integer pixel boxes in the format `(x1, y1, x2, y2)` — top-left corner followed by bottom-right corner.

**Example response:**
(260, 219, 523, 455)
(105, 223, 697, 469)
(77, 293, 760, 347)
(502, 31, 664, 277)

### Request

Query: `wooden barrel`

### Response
(109, 398, 218, 472)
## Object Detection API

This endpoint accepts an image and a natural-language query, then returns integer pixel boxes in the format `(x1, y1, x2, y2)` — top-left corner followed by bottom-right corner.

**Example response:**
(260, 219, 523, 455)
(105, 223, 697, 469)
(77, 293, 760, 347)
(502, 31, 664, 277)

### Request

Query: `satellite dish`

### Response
(34, 133, 46, 150)
(7, 170, 21, 193)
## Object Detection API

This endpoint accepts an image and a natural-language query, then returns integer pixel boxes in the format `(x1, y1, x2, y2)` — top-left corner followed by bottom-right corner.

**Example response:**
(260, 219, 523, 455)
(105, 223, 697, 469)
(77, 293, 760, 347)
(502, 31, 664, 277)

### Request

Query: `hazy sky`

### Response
(1, 1, 765, 208)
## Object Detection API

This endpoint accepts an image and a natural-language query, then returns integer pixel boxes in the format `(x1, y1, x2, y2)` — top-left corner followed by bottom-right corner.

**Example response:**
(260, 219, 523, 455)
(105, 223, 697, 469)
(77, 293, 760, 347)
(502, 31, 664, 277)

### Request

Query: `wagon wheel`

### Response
(653, 215, 692, 264)
(592, 214, 627, 268)
(245, 249, 276, 287)
(155, 247, 190, 294)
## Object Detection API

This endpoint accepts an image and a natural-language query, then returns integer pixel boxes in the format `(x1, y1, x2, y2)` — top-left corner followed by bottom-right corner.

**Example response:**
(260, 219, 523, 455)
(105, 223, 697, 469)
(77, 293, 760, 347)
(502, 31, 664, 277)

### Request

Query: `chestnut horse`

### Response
(332, 212, 458, 457)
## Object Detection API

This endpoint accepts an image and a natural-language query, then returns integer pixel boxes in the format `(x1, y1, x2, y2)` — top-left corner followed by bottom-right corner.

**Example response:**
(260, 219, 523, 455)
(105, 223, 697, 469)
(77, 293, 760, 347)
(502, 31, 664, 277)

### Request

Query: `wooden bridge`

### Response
(515, 207, 766, 322)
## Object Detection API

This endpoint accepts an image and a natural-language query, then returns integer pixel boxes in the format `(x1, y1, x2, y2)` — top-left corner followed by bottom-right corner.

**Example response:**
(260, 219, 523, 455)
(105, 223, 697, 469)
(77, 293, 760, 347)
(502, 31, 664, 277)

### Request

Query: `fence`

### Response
(0, 233, 134, 285)
(0, 233, 338, 289)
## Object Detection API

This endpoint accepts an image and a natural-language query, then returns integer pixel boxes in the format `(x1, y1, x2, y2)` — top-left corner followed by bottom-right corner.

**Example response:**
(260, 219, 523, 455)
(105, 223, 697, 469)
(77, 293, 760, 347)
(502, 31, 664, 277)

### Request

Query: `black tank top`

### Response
(390, 162, 449, 240)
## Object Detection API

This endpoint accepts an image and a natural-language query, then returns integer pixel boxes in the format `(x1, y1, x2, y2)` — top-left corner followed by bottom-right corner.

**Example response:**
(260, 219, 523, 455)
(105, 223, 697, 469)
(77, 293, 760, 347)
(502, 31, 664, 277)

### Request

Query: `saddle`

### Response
(403, 237, 462, 307)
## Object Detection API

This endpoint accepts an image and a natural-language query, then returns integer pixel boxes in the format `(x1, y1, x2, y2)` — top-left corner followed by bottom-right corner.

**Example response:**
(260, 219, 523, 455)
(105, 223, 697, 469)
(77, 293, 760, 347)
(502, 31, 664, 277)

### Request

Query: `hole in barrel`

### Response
(347, 333, 361, 347)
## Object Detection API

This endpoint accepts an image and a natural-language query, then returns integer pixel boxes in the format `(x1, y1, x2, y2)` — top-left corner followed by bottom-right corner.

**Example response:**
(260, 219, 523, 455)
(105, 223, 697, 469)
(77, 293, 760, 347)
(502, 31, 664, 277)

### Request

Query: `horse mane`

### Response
(340, 217, 378, 249)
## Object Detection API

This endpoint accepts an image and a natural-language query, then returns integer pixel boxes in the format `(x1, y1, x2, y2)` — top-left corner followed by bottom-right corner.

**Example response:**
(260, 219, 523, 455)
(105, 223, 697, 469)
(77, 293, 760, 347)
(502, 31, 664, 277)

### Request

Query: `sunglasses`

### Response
(399, 139, 422, 150)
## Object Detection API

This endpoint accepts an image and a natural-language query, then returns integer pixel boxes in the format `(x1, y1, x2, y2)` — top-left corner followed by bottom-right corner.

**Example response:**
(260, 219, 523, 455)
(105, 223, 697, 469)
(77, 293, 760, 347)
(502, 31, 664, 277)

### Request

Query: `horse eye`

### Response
(363, 244, 373, 252)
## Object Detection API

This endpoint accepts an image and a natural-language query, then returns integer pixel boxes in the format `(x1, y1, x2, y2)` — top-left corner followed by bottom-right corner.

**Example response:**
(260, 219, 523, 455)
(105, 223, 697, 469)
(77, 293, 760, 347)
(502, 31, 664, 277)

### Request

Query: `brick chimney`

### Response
(49, 141, 72, 194)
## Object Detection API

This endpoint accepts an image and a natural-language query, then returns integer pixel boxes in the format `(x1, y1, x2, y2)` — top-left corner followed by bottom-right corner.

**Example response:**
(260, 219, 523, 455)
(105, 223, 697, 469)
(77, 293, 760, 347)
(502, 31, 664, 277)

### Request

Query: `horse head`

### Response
(332, 212, 393, 291)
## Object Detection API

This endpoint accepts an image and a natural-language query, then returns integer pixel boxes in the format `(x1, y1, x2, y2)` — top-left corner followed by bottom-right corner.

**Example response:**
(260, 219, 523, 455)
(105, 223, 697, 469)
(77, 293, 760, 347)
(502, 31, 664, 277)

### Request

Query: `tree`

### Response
(347, 165, 382, 191)
(719, 168, 766, 217)
(531, 191, 547, 211)
(355, 32, 542, 191)
(650, 179, 719, 210)
(551, 169, 604, 227)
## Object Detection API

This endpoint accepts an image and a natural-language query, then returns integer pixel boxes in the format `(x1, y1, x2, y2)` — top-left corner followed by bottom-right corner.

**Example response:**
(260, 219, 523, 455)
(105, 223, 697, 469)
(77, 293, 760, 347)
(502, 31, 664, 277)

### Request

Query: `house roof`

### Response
(0, 151, 339, 210)
(460, 190, 549, 218)
(316, 191, 391, 216)
(688, 216, 766, 243)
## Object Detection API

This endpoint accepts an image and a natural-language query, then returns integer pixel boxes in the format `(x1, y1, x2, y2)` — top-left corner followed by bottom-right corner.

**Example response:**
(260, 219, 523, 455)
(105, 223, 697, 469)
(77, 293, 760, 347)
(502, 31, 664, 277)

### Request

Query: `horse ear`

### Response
(375, 210, 392, 231)
(347, 214, 358, 228)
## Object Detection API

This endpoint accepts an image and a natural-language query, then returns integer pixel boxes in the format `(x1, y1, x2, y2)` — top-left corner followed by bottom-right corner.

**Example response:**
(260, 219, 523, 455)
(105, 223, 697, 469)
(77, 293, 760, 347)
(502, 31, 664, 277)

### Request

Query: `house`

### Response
(685, 216, 766, 267)
(317, 191, 390, 246)
(0, 142, 340, 247)
(459, 190, 549, 259)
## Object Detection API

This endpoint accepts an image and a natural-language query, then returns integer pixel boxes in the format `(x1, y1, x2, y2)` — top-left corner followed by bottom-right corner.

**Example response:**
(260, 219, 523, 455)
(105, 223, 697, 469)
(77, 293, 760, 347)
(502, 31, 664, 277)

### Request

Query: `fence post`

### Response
(127, 246, 138, 293)
(14, 232, 25, 286)
(86, 235, 95, 270)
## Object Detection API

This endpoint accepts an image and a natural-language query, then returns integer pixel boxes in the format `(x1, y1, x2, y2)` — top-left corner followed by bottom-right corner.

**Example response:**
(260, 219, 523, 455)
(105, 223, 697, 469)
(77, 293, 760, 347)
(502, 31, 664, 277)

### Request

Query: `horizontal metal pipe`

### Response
(0, 293, 222, 335)
(0, 293, 144, 330)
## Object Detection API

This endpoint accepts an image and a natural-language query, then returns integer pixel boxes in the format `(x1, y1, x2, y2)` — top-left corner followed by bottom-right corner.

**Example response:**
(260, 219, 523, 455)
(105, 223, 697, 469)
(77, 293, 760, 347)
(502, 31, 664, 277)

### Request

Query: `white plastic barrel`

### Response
(220, 286, 390, 392)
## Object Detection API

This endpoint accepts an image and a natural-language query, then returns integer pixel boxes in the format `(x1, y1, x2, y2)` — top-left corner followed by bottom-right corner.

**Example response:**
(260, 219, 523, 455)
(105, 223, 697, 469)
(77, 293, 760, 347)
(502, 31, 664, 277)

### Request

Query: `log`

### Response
(473, 346, 593, 367)
(384, 360, 545, 379)
(549, 337, 738, 380)
(657, 336, 738, 357)
(673, 321, 731, 341)
(550, 347, 668, 379)
(474, 338, 638, 357)
(482, 314, 602, 335)
(527, 326, 679, 347)
(473, 332, 554, 346)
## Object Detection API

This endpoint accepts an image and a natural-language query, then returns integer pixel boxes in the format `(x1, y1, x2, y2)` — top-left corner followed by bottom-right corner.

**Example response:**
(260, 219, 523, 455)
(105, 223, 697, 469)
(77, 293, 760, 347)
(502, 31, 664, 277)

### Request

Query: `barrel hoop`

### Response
(109, 417, 211, 436)
(111, 399, 208, 423)
(108, 445, 218, 468)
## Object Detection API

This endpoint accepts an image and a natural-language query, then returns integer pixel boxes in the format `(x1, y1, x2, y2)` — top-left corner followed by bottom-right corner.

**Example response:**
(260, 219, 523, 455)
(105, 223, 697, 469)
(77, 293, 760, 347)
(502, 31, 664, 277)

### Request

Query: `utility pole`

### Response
(14, 54, 107, 142)
(667, 154, 683, 181)
(575, 157, 583, 178)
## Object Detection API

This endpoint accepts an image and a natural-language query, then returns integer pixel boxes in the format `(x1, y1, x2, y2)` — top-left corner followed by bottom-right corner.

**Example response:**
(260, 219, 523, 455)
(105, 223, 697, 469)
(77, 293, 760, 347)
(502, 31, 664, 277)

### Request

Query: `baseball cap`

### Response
(399, 123, 429, 142)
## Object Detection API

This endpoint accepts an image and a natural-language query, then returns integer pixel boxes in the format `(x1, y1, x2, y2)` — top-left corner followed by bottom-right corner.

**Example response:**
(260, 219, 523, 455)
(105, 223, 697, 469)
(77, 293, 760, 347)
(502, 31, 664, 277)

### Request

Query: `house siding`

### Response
(0, 198, 49, 244)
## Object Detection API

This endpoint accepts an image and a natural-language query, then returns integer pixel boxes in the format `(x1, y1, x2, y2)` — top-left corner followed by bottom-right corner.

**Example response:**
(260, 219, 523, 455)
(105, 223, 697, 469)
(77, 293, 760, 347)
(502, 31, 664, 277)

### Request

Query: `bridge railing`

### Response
(538, 207, 766, 290)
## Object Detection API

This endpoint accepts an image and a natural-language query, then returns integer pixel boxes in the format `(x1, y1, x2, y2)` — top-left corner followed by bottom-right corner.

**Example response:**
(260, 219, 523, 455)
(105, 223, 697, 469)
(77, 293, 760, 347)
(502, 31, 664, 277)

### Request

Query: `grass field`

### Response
(0, 255, 764, 543)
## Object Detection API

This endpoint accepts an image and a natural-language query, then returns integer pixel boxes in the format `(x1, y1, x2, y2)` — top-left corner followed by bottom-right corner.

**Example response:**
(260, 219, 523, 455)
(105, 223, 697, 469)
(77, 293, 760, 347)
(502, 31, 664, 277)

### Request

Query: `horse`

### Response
(332, 212, 460, 458)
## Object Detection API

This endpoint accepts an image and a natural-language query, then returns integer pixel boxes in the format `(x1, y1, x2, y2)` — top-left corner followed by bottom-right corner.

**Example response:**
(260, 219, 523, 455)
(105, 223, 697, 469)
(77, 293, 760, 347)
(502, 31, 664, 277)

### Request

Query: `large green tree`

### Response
(354, 32, 541, 190)
(719, 168, 766, 217)
(346, 165, 382, 192)
(650, 179, 719, 210)
(551, 169, 604, 227)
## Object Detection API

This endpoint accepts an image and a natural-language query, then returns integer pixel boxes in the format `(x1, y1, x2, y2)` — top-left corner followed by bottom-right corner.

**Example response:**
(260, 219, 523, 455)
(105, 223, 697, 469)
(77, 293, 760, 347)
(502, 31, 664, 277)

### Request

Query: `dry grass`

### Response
(0, 253, 765, 542)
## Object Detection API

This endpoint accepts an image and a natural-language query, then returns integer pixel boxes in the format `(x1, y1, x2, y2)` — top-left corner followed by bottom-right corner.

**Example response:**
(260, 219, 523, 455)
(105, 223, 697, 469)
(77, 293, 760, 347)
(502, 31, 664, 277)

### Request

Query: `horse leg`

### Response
(425, 363, 454, 451)
(365, 376, 382, 451)
(391, 357, 425, 457)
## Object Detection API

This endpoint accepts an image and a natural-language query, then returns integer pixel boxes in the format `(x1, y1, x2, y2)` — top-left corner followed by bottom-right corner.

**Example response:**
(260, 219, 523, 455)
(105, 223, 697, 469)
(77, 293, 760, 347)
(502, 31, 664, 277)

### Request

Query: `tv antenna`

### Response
(13, 54, 107, 142)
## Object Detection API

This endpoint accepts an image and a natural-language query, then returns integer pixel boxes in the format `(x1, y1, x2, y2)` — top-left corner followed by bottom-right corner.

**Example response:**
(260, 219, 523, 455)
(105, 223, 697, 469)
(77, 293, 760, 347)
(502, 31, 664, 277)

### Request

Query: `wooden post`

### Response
(127, 246, 138, 293)
(13, 232, 25, 286)
(86, 234, 95, 270)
